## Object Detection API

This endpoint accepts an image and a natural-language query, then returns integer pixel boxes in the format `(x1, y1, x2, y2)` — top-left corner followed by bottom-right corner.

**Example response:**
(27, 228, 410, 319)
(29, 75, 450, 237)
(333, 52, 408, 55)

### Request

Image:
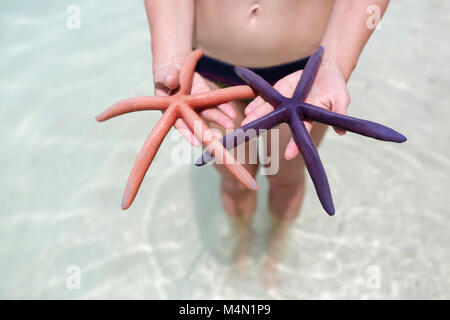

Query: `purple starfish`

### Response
(196, 46, 406, 215)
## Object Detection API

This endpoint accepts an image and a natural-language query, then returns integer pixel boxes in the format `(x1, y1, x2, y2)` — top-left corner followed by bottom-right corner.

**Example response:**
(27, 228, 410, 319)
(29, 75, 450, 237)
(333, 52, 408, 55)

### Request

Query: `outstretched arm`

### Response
(243, 0, 390, 160)
(145, 0, 237, 146)
(145, 0, 194, 80)
(320, 0, 390, 82)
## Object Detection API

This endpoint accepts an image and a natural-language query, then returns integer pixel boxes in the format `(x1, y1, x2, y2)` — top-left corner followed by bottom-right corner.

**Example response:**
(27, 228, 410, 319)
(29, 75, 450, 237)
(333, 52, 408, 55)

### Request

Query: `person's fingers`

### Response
(164, 72, 179, 90)
(245, 96, 265, 115)
(283, 119, 312, 160)
(304, 119, 313, 133)
(192, 73, 236, 126)
(284, 137, 299, 160)
(274, 77, 297, 98)
(174, 118, 200, 147)
(155, 87, 168, 97)
(154, 65, 181, 96)
(155, 66, 179, 87)
(244, 71, 302, 116)
(241, 76, 295, 125)
(200, 108, 235, 129)
(190, 73, 236, 119)
(217, 103, 236, 120)
(241, 102, 274, 126)
(190, 72, 211, 94)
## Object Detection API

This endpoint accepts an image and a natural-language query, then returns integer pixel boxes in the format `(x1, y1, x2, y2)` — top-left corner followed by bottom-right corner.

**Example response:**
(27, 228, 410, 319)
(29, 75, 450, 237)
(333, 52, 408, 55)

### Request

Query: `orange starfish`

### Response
(96, 49, 257, 210)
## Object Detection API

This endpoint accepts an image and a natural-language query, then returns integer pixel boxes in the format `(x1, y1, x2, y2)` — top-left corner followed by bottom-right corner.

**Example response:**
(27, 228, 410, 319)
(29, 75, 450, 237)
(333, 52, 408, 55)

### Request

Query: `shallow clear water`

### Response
(0, 0, 449, 299)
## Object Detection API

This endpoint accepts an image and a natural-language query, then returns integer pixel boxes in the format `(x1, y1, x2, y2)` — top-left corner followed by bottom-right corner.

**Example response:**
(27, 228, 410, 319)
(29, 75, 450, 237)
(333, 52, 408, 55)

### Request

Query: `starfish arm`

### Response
(289, 110, 335, 215)
(178, 103, 257, 190)
(195, 107, 288, 166)
(179, 49, 204, 95)
(234, 66, 286, 107)
(292, 46, 324, 102)
(186, 85, 255, 109)
(300, 102, 407, 143)
(121, 105, 179, 210)
(96, 96, 171, 122)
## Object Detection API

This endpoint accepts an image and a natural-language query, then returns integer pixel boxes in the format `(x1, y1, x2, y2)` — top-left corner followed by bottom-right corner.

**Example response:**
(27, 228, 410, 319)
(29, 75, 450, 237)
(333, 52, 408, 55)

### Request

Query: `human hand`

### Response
(153, 62, 237, 146)
(241, 62, 350, 160)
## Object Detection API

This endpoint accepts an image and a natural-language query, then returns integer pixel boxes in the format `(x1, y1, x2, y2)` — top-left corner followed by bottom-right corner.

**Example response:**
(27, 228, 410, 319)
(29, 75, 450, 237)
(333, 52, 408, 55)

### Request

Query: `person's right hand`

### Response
(153, 63, 237, 146)
(241, 61, 350, 160)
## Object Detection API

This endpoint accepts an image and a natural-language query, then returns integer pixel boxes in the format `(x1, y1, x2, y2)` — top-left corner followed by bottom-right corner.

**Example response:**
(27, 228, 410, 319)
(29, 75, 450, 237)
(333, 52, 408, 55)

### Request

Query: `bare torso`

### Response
(194, 0, 335, 67)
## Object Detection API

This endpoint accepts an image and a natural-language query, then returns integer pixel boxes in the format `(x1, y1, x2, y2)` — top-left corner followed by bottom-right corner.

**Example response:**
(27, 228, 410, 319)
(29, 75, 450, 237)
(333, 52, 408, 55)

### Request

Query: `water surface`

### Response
(0, 0, 449, 299)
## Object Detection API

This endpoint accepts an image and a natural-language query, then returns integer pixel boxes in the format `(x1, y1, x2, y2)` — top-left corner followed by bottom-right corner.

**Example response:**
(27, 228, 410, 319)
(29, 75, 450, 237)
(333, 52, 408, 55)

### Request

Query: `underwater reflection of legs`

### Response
(215, 140, 257, 275)
(200, 78, 259, 274)
(259, 123, 328, 288)
(228, 213, 253, 275)
(216, 159, 257, 274)
(259, 214, 293, 288)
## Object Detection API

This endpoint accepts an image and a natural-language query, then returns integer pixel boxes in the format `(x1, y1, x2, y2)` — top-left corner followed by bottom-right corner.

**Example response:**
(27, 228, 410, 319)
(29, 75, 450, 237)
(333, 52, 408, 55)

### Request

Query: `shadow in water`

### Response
(189, 162, 295, 289)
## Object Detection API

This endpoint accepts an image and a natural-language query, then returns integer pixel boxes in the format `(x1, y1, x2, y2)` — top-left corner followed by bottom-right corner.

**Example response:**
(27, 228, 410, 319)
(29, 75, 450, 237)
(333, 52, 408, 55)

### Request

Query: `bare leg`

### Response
(260, 122, 328, 287)
(211, 114, 257, 274)
(265, 122, 327, 220)
(202, 78, 258, 273)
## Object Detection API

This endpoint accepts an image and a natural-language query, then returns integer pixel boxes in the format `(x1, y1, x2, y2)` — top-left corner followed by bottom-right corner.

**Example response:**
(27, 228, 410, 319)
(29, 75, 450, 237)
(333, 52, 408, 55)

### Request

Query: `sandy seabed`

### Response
(0, 0, 448, 299)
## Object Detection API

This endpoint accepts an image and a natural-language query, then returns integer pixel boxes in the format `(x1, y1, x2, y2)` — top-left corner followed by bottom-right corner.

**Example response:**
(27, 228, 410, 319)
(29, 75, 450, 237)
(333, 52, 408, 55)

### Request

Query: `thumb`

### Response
(154, 65, 180, 91)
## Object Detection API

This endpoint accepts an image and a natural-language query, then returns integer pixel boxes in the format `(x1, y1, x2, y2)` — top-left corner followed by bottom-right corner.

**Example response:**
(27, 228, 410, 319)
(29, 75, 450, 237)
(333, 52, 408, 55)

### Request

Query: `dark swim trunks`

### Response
(195, 54, 310, 88)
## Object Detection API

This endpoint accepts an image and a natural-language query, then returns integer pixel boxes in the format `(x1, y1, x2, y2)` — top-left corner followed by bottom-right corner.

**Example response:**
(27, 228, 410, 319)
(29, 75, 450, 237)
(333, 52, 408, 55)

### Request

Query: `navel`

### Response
(249, 3, 261, 17)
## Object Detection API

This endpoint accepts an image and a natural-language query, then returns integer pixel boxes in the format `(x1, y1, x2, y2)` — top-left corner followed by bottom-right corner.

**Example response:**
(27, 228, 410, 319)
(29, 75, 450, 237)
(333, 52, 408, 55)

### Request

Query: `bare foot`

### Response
(229, 214, 253, 276)
(232, 231, 252, 275)
(259, 215, 292, 288)
(260, 256, 282, 289)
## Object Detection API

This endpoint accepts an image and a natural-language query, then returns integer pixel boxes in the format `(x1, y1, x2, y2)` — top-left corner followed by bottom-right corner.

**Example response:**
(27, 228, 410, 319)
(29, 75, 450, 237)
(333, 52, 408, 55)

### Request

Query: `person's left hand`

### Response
(153, 62, 236, 147)
(241, 62, 350, 160)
